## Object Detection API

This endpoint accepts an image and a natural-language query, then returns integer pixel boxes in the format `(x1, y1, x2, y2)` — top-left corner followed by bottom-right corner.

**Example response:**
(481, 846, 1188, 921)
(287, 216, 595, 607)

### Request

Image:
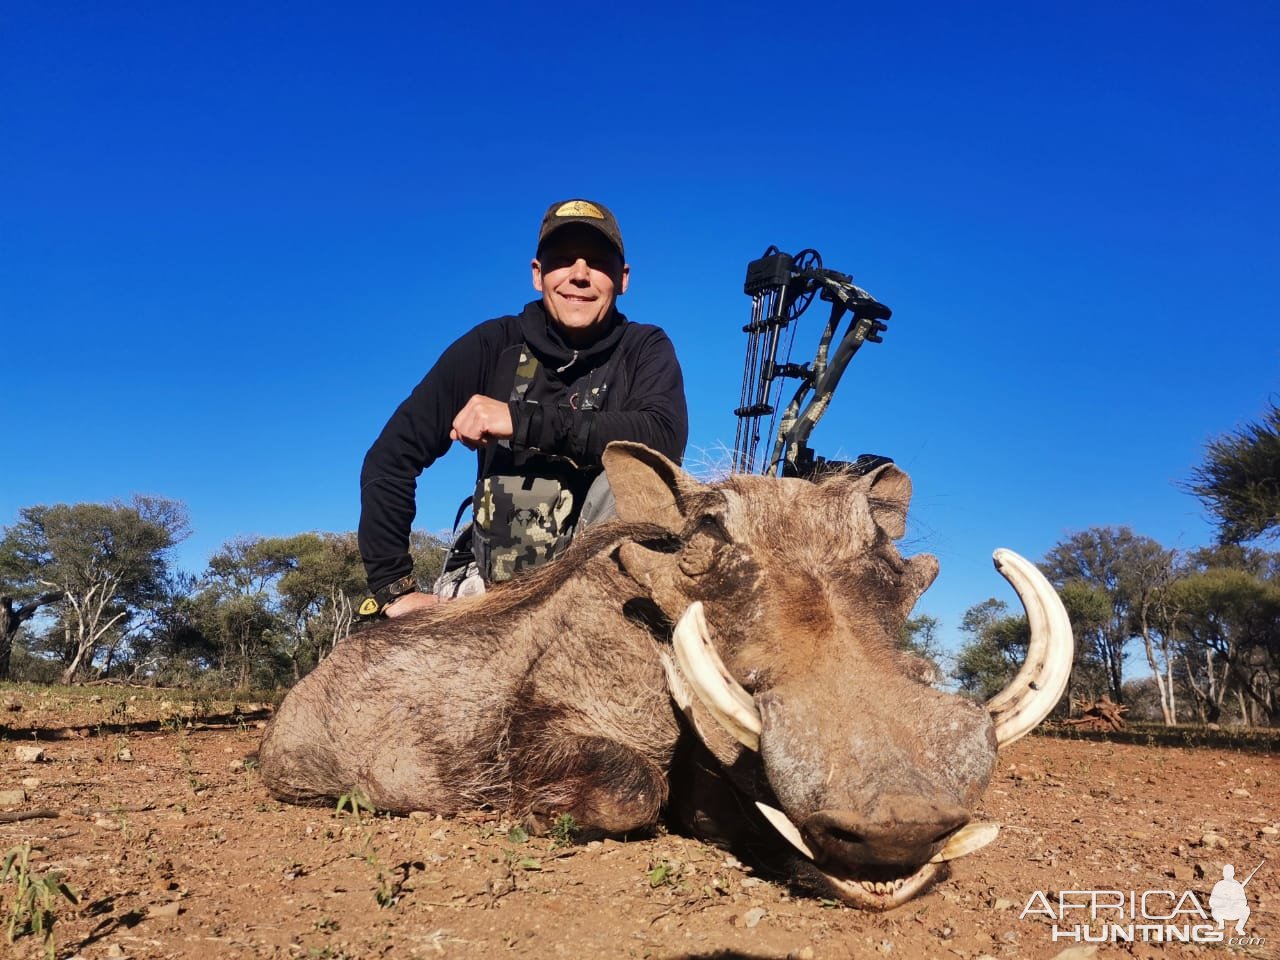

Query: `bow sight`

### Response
(732, 246, 892, 478)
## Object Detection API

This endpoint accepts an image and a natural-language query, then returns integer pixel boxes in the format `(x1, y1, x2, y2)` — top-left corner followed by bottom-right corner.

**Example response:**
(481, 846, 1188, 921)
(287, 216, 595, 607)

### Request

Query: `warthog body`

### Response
(260, 442, 1069, 908)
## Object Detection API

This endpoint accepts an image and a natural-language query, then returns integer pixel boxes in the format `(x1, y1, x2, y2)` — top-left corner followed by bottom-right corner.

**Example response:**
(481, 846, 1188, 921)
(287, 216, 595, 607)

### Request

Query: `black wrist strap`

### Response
(373, 574, 418, 610)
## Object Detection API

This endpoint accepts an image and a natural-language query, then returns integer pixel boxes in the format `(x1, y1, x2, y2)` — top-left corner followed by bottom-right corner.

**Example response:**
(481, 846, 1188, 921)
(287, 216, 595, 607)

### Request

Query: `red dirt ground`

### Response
(1, 687, 1276, 960)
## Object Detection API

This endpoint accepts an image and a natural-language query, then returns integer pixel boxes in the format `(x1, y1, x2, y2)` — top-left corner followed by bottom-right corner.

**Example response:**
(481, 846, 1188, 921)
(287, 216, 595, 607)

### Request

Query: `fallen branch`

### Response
(0, 809, 59, 822)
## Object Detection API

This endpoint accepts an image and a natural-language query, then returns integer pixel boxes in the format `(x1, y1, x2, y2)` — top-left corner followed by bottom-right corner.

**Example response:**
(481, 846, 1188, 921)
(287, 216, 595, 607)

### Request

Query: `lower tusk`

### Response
(672, 602, 762, 751)
(755, 801, 815, 860)
(929, 821, 1000, 862)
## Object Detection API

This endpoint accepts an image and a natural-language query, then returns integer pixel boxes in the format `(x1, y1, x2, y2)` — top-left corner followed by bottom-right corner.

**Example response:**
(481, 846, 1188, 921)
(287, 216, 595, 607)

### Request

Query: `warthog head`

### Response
(604, 443, 1072, 910)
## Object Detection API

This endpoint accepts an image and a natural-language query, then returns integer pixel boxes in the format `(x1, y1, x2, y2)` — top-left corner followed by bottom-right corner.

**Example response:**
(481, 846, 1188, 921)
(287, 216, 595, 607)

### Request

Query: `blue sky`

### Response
(2, 2, 1276, 657)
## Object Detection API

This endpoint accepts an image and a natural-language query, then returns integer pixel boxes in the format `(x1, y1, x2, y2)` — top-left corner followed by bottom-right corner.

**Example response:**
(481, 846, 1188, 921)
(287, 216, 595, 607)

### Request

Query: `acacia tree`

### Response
(0, 497, 189, 683)
(1188, 399, 1280, 544)
(0, 591, 64, 681)
(952, 598, 1027, 701)
(272, 533, 367, 678)
(1165, 547, 1280, 726)
(1041, 527, 1173, 706)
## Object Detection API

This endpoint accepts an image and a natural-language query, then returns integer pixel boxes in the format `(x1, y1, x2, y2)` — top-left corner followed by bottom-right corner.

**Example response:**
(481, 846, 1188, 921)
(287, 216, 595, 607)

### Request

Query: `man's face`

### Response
(532, 224, 630, 345)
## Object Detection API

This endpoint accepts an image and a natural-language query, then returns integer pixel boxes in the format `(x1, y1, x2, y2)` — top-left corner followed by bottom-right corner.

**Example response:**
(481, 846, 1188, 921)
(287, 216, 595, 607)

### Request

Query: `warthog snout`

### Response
(803, 799, 970, 869)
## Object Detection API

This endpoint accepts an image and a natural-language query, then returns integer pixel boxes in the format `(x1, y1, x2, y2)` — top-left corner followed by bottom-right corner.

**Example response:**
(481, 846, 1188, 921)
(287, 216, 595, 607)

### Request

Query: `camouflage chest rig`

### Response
(469, 343, 613, 584)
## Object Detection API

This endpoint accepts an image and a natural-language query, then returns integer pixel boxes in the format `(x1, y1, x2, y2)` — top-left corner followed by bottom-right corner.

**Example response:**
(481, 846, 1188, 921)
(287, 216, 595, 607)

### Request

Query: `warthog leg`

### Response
(508, 732, 669, 837)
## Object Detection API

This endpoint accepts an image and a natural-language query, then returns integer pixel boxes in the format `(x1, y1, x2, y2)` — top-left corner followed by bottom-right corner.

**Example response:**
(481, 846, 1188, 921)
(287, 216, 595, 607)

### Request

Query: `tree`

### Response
(0, 591, 63, 681)
(1165, 561, 1280, 726)
(272, 533, 367, 677)
(1188, 399, 1280, 544)
(0, 497, 189, 683)
(1041, 527, 1173, 706)
(952, 599, 1028, 701)
(1056, 580, 1113, 708)
(898, 614, 943, 684)
(200, 536, 290, 688)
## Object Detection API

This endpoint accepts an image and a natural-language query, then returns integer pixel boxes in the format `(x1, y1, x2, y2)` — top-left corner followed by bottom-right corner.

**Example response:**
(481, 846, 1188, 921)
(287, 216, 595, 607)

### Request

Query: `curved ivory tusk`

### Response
(755, 801, 815, 859)
(986, 548, 1074, 747)
(672, 602, 762, 751)
(929, 821, 1001, 862)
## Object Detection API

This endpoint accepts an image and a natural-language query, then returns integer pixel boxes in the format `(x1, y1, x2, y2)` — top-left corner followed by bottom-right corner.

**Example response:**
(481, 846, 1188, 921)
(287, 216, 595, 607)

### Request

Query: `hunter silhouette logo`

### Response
(1210, 861, 1262, 935)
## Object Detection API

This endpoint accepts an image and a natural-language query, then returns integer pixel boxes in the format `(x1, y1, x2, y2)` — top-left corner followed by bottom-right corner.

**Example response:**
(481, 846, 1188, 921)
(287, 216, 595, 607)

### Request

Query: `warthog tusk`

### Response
(986, 548, 1074, 747)
(755, 801, 816, 859)
(671, 602, 762, 751)
(929, 821, 1001, 862)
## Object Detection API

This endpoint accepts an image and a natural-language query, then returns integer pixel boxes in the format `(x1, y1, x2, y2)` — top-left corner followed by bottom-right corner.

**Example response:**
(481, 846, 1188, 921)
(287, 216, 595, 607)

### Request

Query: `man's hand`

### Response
(384, 591, 439, 618)
(450, 395, 513, 450)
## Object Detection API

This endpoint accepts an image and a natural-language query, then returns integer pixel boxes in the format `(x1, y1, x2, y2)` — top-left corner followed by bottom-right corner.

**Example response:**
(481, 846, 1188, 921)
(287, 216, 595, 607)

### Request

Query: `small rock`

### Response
(743, 907, 767, 928)
(992, 898, 1016, 911)
(1232, 788, 1251, 798)
(227, 759, 244, 772)
(1261, 826, 1278, 836)
(106, 944, 127, 958)
(0, 789, 27, 805)
(93, 817, 121, 831)
(21, 777, 40, 790)
(116, 747, 133, 762)
(791, 949, 815, 960)
(5, 700, 21, 712)
(89, 695, 103, 704)
(14, 745, 44, 763)
(1050, 947, 1098, 960)
(1200, 833, 1229, 850)
(877, 940, 893, 954)
(147, 901, 181, 919)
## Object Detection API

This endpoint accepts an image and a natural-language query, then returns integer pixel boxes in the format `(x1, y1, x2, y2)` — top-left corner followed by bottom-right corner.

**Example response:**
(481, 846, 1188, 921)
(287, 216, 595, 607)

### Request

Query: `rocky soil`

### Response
(1, 686, 1276, 959)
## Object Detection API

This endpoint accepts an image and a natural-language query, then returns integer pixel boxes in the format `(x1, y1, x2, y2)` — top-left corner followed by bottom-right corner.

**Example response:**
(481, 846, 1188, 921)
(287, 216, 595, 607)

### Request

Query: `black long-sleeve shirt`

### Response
(359, 300, 688, 592)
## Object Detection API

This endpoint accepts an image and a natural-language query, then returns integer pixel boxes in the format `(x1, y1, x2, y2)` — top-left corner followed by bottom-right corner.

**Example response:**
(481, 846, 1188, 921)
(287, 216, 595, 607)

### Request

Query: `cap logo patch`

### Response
(555, 201, 604, 219)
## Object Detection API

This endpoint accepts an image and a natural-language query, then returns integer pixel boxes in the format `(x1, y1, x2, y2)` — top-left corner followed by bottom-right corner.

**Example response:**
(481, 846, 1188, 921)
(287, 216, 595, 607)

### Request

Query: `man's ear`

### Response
(602, 441, 701, 532)
(618, 263, 630, 295)
(864, 463, 913, 540)
(530, 258, 544, 293)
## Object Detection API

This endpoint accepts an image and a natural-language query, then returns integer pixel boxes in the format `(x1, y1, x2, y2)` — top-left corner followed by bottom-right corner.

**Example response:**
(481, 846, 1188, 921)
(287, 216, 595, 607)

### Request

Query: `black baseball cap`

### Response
(537, 199, 625, 260)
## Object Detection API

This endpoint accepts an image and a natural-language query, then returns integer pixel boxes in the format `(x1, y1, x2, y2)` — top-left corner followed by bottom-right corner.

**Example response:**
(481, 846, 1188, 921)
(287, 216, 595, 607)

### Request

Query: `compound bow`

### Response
(732, 246, 892, 477)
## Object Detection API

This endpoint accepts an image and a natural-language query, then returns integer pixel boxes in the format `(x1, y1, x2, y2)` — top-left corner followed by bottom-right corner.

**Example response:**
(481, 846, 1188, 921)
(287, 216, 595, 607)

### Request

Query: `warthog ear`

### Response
(602, 441, 703, 532)
(864, 463, 913, 540)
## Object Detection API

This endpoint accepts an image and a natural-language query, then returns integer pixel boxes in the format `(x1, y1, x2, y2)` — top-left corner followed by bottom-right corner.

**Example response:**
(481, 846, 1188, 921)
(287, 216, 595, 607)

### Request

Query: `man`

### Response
(358, 199, 688, 618)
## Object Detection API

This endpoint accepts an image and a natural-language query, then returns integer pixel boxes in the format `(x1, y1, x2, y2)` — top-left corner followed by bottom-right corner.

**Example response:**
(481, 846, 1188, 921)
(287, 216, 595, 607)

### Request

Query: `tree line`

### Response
(0, 500, 445, 689)
(3, 400, 1277, 721)
(911, 398, 1279, 726)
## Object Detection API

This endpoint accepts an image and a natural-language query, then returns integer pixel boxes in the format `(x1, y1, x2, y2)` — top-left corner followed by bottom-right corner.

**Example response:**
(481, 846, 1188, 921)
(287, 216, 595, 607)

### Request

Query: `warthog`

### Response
(259, 442, 1071, 909)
